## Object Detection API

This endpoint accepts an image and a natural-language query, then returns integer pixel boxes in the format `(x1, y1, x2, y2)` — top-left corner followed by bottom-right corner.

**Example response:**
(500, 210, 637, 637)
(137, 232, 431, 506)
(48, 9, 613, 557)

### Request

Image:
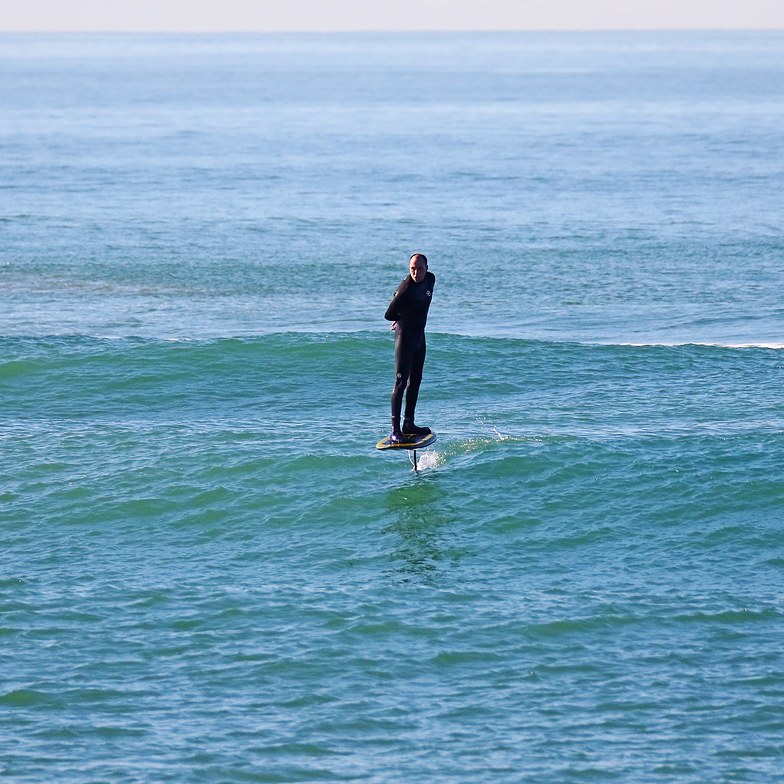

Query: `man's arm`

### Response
(384, 278, 409, 321)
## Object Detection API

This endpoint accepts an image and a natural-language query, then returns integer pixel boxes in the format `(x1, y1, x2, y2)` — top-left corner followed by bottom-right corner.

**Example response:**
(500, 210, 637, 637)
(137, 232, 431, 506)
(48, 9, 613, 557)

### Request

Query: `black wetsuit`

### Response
(384, 271, 436, 426)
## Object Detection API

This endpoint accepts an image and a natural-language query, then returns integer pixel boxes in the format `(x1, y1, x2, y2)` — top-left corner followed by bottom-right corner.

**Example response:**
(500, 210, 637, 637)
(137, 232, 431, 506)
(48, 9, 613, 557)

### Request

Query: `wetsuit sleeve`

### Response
(384, 277, 410, 321)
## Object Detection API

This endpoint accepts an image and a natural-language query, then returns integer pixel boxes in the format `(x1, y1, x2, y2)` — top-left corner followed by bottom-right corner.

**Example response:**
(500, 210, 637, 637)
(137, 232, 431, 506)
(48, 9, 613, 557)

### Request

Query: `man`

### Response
(384, 253, 435, 443)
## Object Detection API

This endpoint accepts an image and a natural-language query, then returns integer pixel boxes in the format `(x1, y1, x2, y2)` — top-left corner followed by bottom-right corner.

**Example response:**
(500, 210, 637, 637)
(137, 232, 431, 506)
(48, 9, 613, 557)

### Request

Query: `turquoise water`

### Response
(2, 32, 784, 782)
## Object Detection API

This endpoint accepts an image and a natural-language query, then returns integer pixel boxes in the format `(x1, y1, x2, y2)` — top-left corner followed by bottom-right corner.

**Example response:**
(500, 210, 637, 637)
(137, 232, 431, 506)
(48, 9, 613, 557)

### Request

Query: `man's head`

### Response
(409, 253, 428, 283)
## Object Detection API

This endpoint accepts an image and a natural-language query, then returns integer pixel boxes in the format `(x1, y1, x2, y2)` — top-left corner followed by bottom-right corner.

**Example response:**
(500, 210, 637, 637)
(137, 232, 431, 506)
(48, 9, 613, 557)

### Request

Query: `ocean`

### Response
(2, 31, 783, 782)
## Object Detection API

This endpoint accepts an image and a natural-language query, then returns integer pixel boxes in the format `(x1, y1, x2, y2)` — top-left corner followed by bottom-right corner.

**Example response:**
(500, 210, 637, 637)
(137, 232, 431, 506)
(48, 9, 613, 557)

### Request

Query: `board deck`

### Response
(376, 431, 437, 451)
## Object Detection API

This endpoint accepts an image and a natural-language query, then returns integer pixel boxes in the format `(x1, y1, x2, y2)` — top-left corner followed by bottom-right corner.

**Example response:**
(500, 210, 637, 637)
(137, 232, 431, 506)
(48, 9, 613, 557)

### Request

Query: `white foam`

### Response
(614, 341, 784, 350)
(410, 449, 443, 471)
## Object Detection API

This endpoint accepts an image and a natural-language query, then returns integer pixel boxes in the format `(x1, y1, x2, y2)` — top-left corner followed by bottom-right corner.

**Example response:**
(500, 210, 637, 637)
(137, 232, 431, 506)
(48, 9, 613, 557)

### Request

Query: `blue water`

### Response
(2, 32, 784, 783)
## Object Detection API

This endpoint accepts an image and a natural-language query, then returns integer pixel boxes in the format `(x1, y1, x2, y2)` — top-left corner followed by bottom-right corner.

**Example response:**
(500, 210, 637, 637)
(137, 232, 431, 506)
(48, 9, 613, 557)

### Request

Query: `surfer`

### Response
(384, 253, 435, 443)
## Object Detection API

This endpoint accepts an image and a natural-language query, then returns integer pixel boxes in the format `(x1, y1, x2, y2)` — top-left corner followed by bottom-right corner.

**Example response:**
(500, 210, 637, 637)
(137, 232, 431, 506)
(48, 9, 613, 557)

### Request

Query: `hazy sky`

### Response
(1, 0, 782, 32)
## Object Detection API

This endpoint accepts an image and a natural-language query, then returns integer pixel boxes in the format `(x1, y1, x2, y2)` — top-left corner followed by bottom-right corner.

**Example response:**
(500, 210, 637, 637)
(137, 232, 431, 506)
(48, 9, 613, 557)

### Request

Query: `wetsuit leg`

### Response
(391, 332, 413, 424)
(403, 336, 426, 422)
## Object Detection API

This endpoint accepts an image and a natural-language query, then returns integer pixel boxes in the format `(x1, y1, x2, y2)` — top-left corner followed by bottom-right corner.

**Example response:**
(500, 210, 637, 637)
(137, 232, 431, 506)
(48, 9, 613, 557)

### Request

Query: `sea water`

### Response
(1, 32, 783, 782)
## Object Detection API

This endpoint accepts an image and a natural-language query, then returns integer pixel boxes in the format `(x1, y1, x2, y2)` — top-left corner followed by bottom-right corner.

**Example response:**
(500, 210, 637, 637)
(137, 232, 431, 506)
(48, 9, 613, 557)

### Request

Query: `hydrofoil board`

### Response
(376, 431, 437, 451)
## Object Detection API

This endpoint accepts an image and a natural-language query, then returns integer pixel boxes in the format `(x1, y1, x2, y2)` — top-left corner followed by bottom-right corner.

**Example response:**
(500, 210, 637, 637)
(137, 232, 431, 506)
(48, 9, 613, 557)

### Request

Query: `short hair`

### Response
(409, 253, 428, 266)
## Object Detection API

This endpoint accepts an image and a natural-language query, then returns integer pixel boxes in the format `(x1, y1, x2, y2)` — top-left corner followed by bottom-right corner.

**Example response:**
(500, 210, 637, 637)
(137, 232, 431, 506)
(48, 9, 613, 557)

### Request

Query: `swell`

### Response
(2, 332, 781, 432)
(3, 330, 782, 373)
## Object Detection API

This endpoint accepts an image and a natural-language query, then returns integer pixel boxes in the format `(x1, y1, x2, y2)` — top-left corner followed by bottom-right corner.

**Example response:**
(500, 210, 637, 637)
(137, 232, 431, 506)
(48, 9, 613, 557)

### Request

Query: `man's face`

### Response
(409, 256, 427, 283)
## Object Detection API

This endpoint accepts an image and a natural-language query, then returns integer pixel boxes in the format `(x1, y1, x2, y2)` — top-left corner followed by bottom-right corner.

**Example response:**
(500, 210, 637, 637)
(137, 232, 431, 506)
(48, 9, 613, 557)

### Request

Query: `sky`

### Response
(0, 0, 783, 32)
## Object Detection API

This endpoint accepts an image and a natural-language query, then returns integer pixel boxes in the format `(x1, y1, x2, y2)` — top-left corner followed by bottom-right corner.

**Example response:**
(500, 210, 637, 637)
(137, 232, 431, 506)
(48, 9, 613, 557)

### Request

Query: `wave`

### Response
(3, 331, 782, 435)
(3, 329, 784, 351)
(2, 330, 782, 393)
